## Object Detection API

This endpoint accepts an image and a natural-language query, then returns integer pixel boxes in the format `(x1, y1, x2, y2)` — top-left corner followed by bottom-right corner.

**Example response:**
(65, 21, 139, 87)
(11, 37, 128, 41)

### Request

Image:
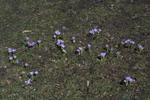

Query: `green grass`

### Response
(0, 0, 150, 99)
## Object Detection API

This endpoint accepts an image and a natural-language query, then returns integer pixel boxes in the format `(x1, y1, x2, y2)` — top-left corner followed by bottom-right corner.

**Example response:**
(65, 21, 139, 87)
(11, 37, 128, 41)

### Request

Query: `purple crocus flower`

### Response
(120, 75, 136, 86)
(27, 41, 36, 48)
(56, 39, 65, 48)
(100, 52, 107, 57)
(7, 48, 16, 54)
(125, 76, 136, 82)
(137, 44, 144, 50)
(97, 51, 107, 59)
(55, 30, 61, 35)
(25, 79, 32, 85)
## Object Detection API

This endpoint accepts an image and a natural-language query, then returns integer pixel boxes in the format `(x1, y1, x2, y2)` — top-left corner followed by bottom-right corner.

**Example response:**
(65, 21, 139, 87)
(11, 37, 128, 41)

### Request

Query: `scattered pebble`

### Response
(4, 66, 7, 68)
(24, 63, 29, 67)
(85, 44, 92, 51)
(71, 36, 76, 43)
(7, 48, 17, 62)
(25, 37, 30, 41)
(22, 30, 32, 33)
(87, 80, 90, 87)
(116, 51, 121, 56)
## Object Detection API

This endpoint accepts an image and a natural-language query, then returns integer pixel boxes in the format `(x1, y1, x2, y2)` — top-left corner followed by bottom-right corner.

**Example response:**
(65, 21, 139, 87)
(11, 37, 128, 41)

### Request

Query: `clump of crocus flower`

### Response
(121, 38, 145, 53)
(53, 30, 62, 39)
(25, 37, 42, 48)
(7, 48, 17, 62)
(88, 27, 102, 36)
(25, 70, 39, 85)
(7, 48, 16, 55)
(121, 38, 135, 48)
(9, 55, 17, 61)
(26, 40, 36, 48)
(56, 39, 67, 53)
(120, 75, 136, 86)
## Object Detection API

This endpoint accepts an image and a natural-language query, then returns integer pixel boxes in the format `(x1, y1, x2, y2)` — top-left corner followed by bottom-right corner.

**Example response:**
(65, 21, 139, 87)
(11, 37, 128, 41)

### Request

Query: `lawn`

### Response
(0, 0, 150, 99)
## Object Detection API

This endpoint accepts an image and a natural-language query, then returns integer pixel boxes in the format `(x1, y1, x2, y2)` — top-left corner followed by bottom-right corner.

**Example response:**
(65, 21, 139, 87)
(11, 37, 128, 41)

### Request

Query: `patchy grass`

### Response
(0, 0, 150, 99)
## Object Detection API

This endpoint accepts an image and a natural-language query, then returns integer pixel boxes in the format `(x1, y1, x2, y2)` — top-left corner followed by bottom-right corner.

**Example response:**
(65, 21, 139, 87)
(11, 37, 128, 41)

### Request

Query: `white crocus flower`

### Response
(34, 71, 39, 75)
(37, 40, 42, 44)
(29, 71, 34, 76)
(9, 56, 13, 61)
